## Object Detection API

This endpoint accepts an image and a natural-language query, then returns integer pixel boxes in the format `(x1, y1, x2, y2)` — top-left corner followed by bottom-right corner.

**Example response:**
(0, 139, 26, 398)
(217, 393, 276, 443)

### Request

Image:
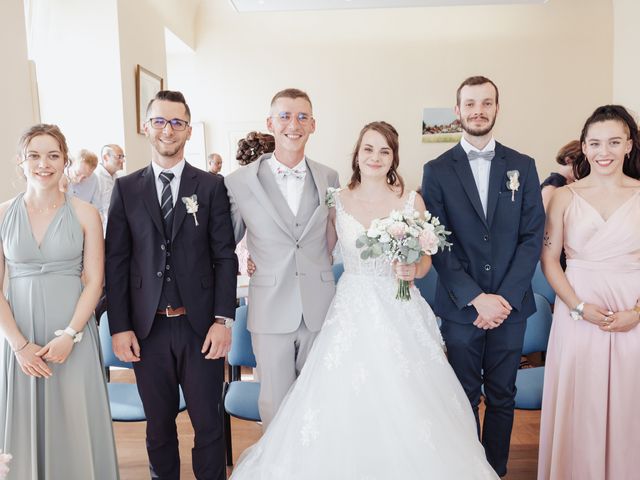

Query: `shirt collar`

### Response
(268, 153, 307, 175)
(151, 158, 186, 181)
(460, 136, 496, 155)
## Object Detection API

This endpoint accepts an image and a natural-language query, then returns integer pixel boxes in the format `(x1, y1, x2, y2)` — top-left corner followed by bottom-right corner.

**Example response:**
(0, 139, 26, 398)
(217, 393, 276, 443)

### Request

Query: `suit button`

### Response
(161, 244, 166, 251)
(484, 264, 491, 271)
(483, 235, 489, 241)
(295, 272, 299, 276)
(165, 265, 170, 270)
(167, 277, 172, 282)
(296, 244, 300, 249)
(295, 223, 300, 227)
(157, 271, 163, 277)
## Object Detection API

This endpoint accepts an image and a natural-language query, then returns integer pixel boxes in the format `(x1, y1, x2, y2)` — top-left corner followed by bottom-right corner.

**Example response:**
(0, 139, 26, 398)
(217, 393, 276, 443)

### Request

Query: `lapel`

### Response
(486, 142, 508, 228)
(298, 158, 325, 241)
(248, 156, 295, 239)
(141, 165, 164, 237)
(172, 162, 199, 240)
(451, 143, 488, 229)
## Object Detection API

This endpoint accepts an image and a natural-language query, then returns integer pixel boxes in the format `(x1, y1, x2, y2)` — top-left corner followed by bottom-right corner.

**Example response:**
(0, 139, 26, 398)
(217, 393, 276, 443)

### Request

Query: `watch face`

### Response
(570, 311, 580, 321)
(225, 318, 234, 328)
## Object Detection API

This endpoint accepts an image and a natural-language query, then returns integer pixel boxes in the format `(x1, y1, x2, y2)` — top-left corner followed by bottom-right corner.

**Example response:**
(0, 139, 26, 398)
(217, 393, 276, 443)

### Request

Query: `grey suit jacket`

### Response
(225, 154, 340, 334)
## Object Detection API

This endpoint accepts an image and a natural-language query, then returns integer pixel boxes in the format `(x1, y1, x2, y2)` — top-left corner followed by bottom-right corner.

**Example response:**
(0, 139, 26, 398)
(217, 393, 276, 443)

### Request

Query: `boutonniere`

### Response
(181, 194, 199, 226)
(325, 187, 341, 208)
(506, 170, 520, 202)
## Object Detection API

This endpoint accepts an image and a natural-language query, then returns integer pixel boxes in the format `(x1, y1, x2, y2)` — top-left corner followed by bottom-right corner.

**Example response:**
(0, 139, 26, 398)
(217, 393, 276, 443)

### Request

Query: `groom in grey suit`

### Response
(225, 88, 339, 427)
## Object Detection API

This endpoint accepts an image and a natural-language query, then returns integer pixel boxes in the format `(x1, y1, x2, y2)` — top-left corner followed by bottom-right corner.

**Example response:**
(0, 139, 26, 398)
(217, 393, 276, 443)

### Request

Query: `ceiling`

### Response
(229, 0, 547, 12)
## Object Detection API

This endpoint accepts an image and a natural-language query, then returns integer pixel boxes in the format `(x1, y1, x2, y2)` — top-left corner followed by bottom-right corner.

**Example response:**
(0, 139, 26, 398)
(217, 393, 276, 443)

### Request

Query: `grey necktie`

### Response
(159, 171, 175, 238)
(467, 150, 495, 162)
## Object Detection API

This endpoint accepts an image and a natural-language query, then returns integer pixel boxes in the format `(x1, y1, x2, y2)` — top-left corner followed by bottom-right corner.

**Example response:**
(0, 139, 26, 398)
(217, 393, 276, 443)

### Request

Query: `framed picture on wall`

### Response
(136, 65, 163, 134)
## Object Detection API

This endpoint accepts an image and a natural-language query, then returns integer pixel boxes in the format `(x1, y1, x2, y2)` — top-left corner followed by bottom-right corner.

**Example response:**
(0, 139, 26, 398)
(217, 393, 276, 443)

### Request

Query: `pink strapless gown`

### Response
(538, 188, 640, 480)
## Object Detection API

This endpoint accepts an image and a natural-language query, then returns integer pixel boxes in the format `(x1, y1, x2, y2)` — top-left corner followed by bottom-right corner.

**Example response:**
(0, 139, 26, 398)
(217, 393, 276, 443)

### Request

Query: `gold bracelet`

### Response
(633, 305, 640, 318)
(13, 340, 29, 353)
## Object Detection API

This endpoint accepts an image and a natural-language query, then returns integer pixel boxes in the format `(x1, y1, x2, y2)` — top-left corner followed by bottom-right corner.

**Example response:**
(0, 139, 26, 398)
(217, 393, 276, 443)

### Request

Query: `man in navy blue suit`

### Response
(106, 90, 237, 480)
(422, 76, 544, 477)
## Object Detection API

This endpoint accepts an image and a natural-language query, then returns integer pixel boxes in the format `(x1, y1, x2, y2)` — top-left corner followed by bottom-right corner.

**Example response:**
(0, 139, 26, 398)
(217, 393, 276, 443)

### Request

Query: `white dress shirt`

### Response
(151, 159, 186, 207)
(460, 136, 496, 217)
(268, 154, 307, 216)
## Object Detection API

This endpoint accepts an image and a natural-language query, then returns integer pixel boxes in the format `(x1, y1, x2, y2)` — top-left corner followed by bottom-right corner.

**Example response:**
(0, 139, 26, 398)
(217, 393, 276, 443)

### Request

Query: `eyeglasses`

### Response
(271, 112, 313, 125)
(148, 117, 189, 131)
(111, 153, 126, 160)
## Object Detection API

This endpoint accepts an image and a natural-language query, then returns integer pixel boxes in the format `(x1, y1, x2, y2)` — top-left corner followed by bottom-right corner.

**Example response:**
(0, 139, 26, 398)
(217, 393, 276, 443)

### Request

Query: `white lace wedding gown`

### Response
(230, 191, 498, 479)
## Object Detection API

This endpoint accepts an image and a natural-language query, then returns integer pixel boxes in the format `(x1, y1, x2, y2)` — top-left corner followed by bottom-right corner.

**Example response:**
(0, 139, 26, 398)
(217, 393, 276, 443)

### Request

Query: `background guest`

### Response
(207, 152, 223, 176)
(96, 144, 125, 230)
(68, 149, 100, 207)
(539, 105, 640, 479)
(234, 132, 275, 276)
(541, 140, 580, 210)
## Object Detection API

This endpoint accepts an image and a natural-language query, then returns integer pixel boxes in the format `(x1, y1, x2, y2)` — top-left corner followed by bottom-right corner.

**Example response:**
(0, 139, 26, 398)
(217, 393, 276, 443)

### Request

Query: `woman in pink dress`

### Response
(539, 105, 640, 480)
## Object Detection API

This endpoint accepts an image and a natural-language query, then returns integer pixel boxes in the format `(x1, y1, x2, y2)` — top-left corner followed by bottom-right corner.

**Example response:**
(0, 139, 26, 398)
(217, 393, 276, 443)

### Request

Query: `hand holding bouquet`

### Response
(356, 209, 451, 300)
(0, 450, 12, 479)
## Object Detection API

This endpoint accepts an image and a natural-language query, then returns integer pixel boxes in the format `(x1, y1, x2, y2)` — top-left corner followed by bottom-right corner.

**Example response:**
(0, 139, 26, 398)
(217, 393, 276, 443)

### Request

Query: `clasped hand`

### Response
(471, 293, 512, 330)
(393, 262, 418, 282)
(581, 303, 640, 332)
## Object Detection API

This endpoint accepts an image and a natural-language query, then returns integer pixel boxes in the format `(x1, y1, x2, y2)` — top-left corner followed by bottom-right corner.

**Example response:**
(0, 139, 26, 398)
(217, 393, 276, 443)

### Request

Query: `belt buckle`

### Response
(165, 307, 180, 318)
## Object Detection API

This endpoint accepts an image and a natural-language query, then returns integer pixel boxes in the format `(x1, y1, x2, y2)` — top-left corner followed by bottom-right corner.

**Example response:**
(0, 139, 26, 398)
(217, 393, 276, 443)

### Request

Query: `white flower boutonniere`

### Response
(325, 187, 341, 208)
(181, 194, 200, 226)
(506, 170, 520, 202)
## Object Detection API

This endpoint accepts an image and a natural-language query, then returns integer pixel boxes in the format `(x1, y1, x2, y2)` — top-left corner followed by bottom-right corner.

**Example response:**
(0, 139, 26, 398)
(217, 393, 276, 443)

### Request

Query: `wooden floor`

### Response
(113, 371, 540, 479)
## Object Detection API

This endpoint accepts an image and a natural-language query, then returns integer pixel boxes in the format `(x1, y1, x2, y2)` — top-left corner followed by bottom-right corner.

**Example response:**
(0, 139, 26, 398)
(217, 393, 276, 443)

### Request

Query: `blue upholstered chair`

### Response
(223, 305, 260, 466)
(99, 313, 186, 421)
(514, 293, 553, 409)
(532, 261, 556, 306)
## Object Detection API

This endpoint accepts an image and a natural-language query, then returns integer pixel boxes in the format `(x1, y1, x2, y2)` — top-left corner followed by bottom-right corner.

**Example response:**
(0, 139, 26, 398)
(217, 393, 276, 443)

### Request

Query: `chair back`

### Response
(414, 266, 438, 306)
(532, 261, 556, 305)
(522, 293, 553, 355)
(228, 305, 256, 368)
(99, 313, 133, 369)
(332, 262, 345, 282)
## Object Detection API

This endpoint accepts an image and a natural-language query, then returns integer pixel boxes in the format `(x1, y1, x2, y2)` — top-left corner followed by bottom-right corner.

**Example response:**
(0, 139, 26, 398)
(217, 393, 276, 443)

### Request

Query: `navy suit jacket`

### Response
(422, 142, 544, 324)
(105, 161, 238, 339)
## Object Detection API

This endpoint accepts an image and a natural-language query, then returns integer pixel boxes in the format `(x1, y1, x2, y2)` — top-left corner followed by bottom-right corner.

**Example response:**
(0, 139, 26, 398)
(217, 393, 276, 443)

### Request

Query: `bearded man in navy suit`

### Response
(106, 90, 237, 480)
(422, 76, 544, 477)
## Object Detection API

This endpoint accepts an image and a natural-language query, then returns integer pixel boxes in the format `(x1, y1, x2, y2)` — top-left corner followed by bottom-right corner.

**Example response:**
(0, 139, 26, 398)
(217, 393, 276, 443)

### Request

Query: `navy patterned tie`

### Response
(159, 171, 175, 238)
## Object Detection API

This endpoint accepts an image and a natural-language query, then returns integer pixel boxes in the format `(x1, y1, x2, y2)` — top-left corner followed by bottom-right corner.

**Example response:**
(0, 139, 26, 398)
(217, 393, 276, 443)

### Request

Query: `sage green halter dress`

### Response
(0, 193, 119, 479)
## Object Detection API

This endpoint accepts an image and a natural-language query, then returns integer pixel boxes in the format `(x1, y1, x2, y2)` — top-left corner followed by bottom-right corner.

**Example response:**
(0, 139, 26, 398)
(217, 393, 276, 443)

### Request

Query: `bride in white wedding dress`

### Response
(230, 122, 498, 479)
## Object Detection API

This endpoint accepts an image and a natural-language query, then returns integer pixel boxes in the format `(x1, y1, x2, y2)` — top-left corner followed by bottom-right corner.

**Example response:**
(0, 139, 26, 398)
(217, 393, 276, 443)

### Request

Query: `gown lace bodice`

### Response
(334, 190, 416, 277)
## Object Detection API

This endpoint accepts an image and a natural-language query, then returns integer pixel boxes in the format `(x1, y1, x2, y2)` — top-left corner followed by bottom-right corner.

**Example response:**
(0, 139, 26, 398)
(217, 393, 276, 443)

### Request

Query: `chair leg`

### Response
(222, 383, 233, 466)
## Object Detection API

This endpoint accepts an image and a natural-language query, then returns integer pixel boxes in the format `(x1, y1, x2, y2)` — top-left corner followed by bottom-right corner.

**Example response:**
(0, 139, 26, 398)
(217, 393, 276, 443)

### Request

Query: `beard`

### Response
(151, 137, 186, 158)
(460, 115, 496, 137)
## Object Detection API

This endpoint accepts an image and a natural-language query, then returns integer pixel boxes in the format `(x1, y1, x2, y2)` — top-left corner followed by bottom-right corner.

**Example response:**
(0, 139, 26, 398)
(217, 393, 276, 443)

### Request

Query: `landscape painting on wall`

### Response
(422, 108, 462, 143)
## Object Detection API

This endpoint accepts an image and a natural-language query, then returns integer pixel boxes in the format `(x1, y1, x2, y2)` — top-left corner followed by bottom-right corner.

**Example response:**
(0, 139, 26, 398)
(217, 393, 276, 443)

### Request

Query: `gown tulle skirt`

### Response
(230, 272, 498, 479)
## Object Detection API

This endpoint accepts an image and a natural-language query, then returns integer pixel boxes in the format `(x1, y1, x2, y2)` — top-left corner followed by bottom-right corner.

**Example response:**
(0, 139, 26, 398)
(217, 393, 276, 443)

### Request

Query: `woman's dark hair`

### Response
(348, 121, 404, 195)
(236, 131, 275, 166)
(573, 105, 640, 180)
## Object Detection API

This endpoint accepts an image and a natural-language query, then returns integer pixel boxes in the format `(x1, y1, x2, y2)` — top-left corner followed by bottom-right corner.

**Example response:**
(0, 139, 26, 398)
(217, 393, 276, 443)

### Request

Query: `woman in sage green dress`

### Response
(0, 124, 119, 479)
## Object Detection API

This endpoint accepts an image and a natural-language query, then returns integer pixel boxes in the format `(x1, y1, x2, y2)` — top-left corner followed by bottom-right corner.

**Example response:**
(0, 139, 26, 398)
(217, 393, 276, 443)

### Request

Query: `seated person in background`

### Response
(68, 149, 100, 207)
(541, 140, 580, 210)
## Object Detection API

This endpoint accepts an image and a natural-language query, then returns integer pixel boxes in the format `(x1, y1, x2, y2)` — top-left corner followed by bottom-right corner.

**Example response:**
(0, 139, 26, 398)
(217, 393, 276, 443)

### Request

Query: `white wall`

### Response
(27, 0, 124, 157)
(1, 0, 37, 197)
(613, 0, 640, 118)
(173, 0, 612, 186)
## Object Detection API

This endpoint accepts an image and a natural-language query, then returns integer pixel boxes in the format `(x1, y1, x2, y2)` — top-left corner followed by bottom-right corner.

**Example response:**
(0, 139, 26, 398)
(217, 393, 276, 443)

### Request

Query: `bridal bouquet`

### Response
(356, 209, 451, 301)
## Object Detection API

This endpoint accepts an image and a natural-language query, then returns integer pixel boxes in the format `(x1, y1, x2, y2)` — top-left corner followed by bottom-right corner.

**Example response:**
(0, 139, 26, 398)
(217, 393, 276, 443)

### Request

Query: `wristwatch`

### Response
(214, 317, 235, 329)
(570, 302, 585, 321)
(54, 326, 84, 343)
